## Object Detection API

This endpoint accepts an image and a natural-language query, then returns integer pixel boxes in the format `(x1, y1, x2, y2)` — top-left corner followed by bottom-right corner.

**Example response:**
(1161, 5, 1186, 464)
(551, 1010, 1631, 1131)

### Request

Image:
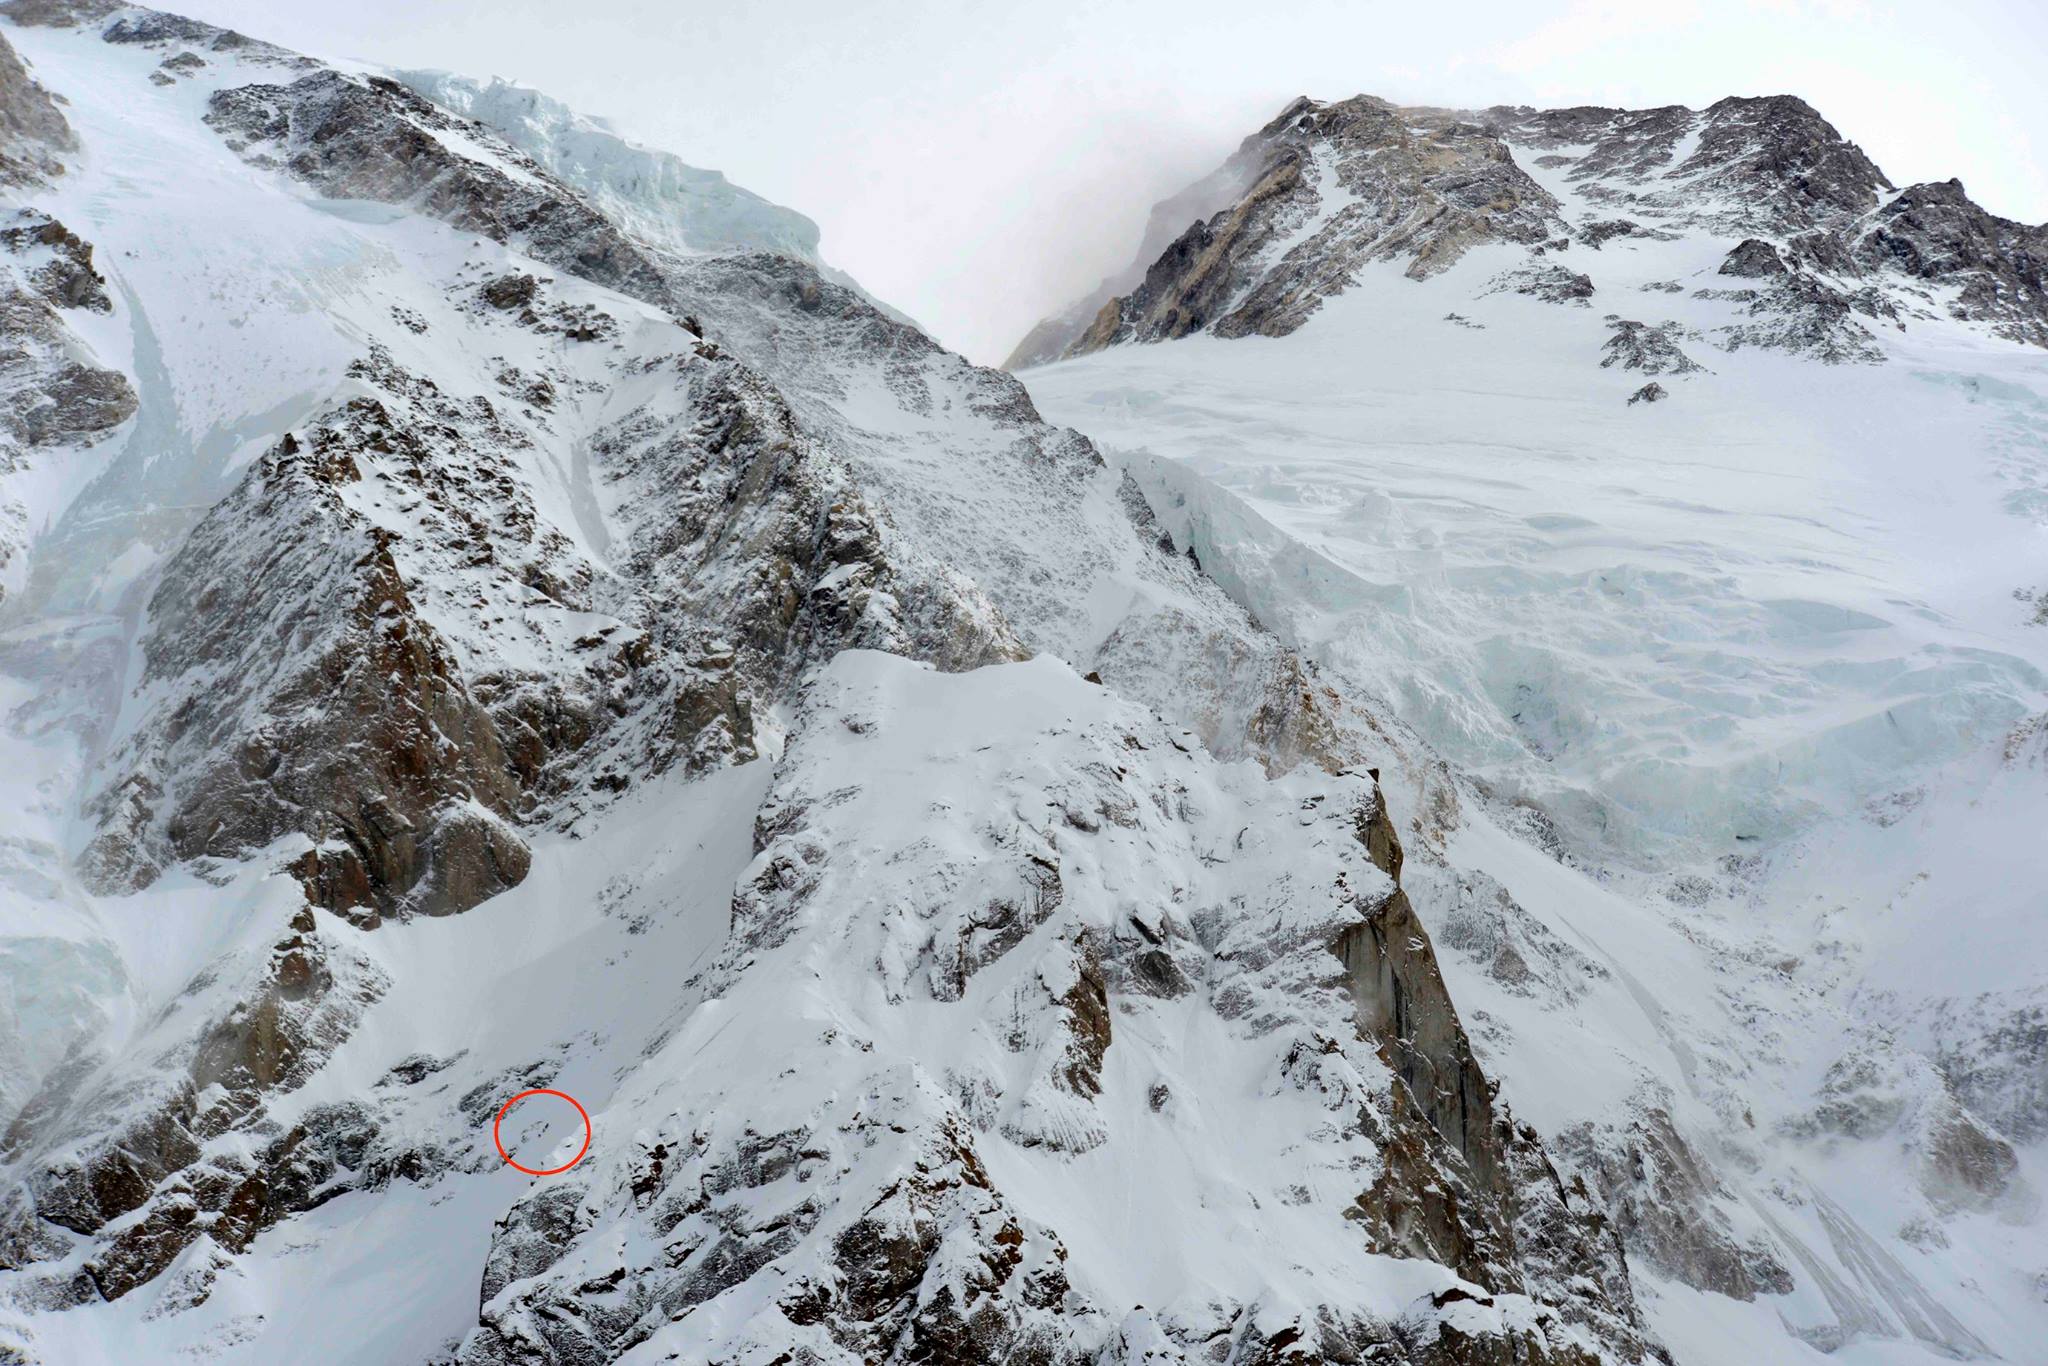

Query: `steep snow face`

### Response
(388, 70, 920, 326)
(457, 653, 1641, 1366)
(391, 70, 824, 262)
(0, 9, 1658, 1366)
(1021, 92, 2048, 365)
(1019, 92, 2048, 1366)
(1026, 258, 2048, 863)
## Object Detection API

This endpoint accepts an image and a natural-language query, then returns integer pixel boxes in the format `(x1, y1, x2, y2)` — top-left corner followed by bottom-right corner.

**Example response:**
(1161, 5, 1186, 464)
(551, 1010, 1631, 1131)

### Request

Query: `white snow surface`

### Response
(1021, 154, 2048, 1363)
(1, 10, 2045, 1366)
(391, 69, 823, 264)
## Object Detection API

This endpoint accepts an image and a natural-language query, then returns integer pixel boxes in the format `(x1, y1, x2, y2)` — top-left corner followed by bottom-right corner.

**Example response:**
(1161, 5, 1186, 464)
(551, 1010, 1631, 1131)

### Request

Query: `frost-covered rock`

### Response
(1017, 87, 2048, 367)
(392, 70, 822, 263)
(1599, 318, 1702, 375)
(0, 206, 132, 606)
(1058, 96, 1567, 357)
(0, 30, 72, 185)
(455, 652, 1655, 1365)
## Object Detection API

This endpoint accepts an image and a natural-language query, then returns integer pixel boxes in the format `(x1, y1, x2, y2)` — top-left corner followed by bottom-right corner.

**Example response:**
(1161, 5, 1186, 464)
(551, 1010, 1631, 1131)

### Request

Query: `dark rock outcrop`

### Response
(206, 70, 670, 302)
(77, 415, 532, 921)
(1857, 178, 2048, 347)
(1601, 319, 1703, 375)
(1336, 781, 1660, 1362)
(0, 213, 134, 452)
(0, 209, 135, 608)
(1719, 238, 1787, 278)
(1021, 86, 2048, 365)
(1556, 1108, 1792, 1301)
(1678, 95, 1891, 230)
(0, 30, 75, 186)
(0, 908, 388, 1306)
(1065, 95, 1566, 356)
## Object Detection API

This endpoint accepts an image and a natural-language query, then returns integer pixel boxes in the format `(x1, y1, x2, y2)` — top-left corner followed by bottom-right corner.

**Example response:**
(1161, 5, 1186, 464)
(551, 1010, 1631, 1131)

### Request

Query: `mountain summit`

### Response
(1, 7, 2044, 1366)
(1010, 91, 2048, 367)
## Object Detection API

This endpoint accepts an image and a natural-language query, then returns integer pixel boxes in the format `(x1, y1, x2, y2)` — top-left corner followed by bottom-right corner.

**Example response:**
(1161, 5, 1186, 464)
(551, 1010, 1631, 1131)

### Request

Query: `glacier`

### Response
(0, 7, 2042, 1366)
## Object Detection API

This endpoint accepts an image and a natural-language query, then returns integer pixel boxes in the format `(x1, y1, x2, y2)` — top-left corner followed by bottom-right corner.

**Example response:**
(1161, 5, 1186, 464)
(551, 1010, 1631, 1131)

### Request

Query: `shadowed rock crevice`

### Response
(1335, 780, 1661, 1363)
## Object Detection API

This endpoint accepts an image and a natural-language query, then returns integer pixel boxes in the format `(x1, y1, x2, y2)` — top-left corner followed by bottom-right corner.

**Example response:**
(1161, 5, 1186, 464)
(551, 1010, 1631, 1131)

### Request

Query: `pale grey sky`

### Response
(184, 0, 2047, 364)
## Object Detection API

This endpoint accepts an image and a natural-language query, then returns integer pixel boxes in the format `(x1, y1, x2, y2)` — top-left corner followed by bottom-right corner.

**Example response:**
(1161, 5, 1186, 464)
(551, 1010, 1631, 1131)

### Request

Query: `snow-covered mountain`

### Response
(1017, 90, 2048, 1364)
(0, 3, 2040, 1363)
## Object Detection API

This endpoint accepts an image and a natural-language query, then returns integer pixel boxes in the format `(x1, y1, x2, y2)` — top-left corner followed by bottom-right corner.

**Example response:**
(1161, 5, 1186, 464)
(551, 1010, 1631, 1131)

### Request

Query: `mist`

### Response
(171, 0, 2048, 365)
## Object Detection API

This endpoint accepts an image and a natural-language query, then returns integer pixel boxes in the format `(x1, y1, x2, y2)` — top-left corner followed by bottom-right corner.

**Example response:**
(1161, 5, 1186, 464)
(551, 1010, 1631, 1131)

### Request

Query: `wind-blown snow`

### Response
(1021, 207, 2048, 1361)
(5, 8, 2047, 1363)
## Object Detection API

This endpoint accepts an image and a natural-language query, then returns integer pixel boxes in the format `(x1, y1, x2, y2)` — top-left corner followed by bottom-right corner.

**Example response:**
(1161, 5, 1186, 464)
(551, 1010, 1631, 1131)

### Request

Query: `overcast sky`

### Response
(183, 0, 2047, 364)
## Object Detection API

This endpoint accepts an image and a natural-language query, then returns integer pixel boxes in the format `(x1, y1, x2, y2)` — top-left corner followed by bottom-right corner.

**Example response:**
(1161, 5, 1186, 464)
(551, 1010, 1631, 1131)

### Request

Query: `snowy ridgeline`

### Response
(1021, 88, 2048, 1366)
(0, 4, 2045, 1366)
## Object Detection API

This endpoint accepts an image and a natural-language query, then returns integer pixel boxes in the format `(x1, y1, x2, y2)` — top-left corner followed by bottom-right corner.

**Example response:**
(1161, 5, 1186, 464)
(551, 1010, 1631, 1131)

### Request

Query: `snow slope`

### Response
(0, 9, 1655, 1366)
(1020, 102, 2048, 1365)
(1, 5, 2042, 1362)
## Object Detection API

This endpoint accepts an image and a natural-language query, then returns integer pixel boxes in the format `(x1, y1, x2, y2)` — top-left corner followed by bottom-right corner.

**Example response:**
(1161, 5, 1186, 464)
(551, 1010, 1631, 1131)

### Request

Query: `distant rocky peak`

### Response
(1011, 86, 2048, 367)
(1043, 91, 1565, 361)
(1679, 93, 1893, 224)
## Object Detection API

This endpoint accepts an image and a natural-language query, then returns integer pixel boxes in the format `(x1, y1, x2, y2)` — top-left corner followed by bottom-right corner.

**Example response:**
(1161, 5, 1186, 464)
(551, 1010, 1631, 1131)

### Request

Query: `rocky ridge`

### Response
(1019, 90, 2048, 368)
(0, 6, 1661, 1363)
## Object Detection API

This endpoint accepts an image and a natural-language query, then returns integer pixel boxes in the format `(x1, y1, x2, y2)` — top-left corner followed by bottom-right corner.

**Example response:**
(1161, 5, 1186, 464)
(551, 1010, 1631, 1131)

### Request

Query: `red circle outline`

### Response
(493, 1088, 592, 1175)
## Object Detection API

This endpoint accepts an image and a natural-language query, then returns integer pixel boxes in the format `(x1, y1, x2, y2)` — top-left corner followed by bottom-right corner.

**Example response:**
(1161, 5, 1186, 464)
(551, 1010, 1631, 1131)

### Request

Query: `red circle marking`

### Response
(493, 1088, 592, 1176)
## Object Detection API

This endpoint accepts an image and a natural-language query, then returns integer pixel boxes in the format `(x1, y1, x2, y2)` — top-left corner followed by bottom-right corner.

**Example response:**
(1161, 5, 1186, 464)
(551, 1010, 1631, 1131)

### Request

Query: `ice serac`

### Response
(0, 9, 1672, 1362)
(1016, 87, 2048, 366)
(1019, 70, 2048, 1366)
(391, 70, 822, 262)
(391, 69, 918, 323)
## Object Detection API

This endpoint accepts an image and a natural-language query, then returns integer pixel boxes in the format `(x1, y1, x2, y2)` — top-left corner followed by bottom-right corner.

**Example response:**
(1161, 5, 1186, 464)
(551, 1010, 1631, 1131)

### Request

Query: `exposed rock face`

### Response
(1017, 88, 2048, 367)
(1704, 269, 1895, 363)
(1555, 1108, 1792, 1302)
(1797, 1037, 2032, 1216)
(1856, 178, 2048, 348)
(1004, 152, 1269, 369)
(206, 70, 671, 302)
(79, 394, 532, 921)
(1928, 997, 2048, 1144)
(0, 30, 74, 186)
(1600, 319, 1702, 375)
(0, 907, 387, 1305)
(453, 656, 1655, 1365)
(1063, 96, 1566, 356)
(1488, 95, 1890, 236)
(589, 345, 1025, 699)
(1487, 104, 1694, 185)
(1719, 237, 1787, 278)
(1485, 261, 1595, 306)
(1669, 95, 1891, 230)
(0, 209, 134, 606)
(1333, 786, 1657, 1364)
(0, 278, 133, 449)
